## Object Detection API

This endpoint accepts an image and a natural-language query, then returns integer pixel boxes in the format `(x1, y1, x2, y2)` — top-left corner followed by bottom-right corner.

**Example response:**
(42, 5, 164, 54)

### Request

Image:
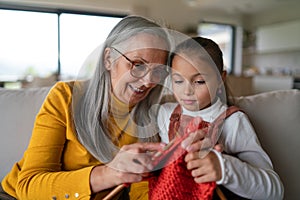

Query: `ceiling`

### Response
(1, 0, 299, 17)
(182, 0, 300, 15)
(0, 0, 299, 29)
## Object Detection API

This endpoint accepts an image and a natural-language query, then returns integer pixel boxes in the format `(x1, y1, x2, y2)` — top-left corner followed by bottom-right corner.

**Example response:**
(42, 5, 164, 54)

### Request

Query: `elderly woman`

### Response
(1, 15, 170, 200)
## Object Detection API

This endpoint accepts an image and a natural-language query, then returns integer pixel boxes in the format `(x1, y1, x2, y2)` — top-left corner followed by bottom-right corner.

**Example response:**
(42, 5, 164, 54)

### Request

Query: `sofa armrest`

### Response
(0, 87, 51, 180)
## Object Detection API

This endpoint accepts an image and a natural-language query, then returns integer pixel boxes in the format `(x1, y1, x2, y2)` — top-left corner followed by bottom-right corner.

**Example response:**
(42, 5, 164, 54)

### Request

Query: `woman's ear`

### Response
(221, 70, 227, 82)
(217, 70, 227, 89)
(104, 47, 112, 70)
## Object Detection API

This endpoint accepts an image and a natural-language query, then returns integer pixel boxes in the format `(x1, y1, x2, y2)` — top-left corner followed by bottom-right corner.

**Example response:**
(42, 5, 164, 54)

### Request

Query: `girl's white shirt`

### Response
(157, 98, 284, 200)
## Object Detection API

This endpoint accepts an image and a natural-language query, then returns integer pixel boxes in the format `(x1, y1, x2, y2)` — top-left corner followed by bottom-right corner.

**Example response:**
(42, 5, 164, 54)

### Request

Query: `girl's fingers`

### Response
(193, 174, 214, 184)
(185, 151, 222, 183)
(213, 143, 223, 152)
(181, 129, 207, 149)
(192, 165, 220, 183)
(185, 151, 199, 162)
(185, 140, 202, 153)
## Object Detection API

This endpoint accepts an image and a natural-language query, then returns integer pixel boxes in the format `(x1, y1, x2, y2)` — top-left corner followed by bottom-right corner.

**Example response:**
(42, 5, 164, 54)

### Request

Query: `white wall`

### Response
(242, 18, 300, 77)
(1, 0, 300, 78)
(0, 0, 244, 32)
(2, 0, 300, 35)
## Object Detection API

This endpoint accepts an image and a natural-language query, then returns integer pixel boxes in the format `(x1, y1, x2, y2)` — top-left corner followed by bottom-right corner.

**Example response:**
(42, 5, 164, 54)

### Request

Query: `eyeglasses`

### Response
(111, 47, 169, 83)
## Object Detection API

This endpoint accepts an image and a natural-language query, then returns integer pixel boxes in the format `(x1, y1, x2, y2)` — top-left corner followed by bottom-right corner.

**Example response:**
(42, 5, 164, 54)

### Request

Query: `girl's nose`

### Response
(184, 83, 194, 95)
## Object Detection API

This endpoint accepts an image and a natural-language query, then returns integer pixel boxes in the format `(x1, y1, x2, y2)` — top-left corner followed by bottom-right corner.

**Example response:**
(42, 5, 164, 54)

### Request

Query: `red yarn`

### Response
(148, 116, 216, 200)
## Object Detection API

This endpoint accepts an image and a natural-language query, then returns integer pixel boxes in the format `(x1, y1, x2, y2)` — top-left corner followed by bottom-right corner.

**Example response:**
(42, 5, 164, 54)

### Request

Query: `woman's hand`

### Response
(90, 142, 164, 193)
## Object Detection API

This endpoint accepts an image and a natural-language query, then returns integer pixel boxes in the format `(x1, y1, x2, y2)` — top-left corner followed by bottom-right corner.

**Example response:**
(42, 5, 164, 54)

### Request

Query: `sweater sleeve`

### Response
(129, 181, 149, 200)
(15, 82, 94, 200)
(218, 112, 284, 200)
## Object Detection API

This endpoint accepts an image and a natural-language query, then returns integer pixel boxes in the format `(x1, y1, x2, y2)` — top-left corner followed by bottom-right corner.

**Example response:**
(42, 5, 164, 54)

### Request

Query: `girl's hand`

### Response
(181, 130, 223, 153)
(90, 142, 164, 193)
(180, 117, 223, 183)
(185, 151, 222, 183)
(181, 116, 223, 153)
(181, 128, 207, 152)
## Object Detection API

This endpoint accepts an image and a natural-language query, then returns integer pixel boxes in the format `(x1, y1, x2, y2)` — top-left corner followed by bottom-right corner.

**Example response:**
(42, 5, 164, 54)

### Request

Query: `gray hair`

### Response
(72, 15, 170, 162)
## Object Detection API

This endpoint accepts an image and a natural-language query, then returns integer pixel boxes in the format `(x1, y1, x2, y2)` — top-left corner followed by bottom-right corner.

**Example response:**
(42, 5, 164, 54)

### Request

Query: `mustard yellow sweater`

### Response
(1, 81, 148, 200)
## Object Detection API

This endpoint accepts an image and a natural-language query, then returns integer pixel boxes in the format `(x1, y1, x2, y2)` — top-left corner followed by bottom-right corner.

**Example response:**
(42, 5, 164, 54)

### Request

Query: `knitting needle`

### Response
(215, 186, 227, 200)
(103, 183, 129, 200)
(104, 140, 178, 199)
(104, 135, 183, 199)
(152, 139, 176, 159)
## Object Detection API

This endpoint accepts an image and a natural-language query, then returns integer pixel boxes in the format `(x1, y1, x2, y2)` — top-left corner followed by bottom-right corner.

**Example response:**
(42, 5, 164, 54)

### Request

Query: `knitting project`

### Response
(148, 116, 216, 200)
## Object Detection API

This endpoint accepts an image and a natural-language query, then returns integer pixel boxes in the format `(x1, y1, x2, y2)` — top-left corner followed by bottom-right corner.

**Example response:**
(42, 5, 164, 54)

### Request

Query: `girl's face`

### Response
(171, 53, 223, 111)
(105, 33, 169, 106)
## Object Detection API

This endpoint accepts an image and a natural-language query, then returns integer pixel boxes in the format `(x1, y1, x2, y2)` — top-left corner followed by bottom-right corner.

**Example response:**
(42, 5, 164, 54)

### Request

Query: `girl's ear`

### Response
(104, 47, 112, 70)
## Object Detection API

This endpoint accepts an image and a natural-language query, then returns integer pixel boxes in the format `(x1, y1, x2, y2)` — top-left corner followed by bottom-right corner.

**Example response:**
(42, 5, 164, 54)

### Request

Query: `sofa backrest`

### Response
(0, 87, 299, 199)
(0, 87, 51, 180)
(234, 89, 300, 199)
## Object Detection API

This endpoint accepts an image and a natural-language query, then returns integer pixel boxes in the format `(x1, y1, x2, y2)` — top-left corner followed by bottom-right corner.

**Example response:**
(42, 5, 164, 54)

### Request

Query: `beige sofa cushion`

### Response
(0, 87, 50, 180)
(234, 89, 300, 199)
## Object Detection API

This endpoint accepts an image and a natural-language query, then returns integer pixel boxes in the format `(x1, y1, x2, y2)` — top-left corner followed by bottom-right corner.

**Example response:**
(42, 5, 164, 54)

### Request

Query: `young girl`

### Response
(157, 37, 284, 199)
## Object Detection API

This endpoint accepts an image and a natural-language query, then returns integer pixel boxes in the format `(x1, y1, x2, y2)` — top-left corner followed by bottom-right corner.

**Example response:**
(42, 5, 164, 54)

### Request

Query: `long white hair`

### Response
(72, 15, 170, 163)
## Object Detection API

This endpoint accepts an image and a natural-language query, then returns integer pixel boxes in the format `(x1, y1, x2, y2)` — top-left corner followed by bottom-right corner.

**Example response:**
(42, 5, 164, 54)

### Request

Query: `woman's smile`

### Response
(128, 84, 145, 93)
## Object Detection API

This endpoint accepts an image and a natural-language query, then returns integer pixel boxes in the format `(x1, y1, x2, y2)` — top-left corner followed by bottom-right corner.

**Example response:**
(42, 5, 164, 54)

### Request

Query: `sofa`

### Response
(0, 85, 299, 199)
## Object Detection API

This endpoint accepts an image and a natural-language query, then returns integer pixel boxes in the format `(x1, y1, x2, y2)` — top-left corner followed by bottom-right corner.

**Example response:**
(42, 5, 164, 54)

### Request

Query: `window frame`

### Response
(198, 21, 236, 74)
(0, 4, 126, 81)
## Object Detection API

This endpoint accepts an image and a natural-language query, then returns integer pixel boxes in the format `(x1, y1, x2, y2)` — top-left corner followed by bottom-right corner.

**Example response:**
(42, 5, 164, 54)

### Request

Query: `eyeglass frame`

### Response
(110, 47, 169, 83)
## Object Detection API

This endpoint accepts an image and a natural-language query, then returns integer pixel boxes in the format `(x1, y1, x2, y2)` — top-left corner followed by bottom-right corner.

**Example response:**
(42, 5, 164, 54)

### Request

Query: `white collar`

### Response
(181, 98, 227, 122)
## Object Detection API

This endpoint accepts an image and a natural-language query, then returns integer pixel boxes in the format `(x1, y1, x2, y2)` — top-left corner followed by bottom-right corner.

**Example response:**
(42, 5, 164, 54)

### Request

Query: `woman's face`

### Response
(105, 33, 169, 106)
(171, 53, 222, 111)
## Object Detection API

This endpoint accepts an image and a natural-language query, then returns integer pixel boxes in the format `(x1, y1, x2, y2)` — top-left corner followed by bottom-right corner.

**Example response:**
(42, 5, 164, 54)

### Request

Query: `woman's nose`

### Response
(140, 72, 156, 87)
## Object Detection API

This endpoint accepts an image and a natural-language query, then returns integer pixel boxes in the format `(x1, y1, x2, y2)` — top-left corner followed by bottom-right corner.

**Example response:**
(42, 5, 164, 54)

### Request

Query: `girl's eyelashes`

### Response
(173, 80, 184, 84)
(172, 79, 206, 85)
(171, 73, 206, 85)
(194, 80, 206, 85)
(172, 74, 184, 84)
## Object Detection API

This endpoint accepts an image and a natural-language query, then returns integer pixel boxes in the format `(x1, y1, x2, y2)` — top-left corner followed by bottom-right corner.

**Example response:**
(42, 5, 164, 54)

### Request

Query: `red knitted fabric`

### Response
(148, 116, 216, 200)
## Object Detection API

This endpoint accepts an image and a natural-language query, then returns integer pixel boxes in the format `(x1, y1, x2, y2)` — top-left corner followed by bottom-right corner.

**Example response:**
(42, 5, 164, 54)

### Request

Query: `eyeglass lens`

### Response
(112, 47, 168, 82)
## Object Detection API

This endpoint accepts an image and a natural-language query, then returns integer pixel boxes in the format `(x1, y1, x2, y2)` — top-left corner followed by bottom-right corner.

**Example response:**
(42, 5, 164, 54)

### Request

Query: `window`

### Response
(0, 8, 123, 88)
(0, 9, 58, 79)
(198, 22, 235, 73)
(60, 14, 122, 79)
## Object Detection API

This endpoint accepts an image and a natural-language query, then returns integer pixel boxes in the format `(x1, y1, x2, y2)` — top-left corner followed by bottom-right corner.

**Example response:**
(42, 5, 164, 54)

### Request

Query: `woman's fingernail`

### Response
(186, 145, 192, 152)
(181, 140, 188, 149)
(160, 142, 166, 147)
(147, 164, 154, 170)
(186, 128, 190, 133)
(138, 176, 143, 181)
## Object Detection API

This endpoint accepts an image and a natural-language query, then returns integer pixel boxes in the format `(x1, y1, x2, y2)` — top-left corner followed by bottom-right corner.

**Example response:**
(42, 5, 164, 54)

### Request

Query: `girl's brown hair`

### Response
(170, 36, 235, 105)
